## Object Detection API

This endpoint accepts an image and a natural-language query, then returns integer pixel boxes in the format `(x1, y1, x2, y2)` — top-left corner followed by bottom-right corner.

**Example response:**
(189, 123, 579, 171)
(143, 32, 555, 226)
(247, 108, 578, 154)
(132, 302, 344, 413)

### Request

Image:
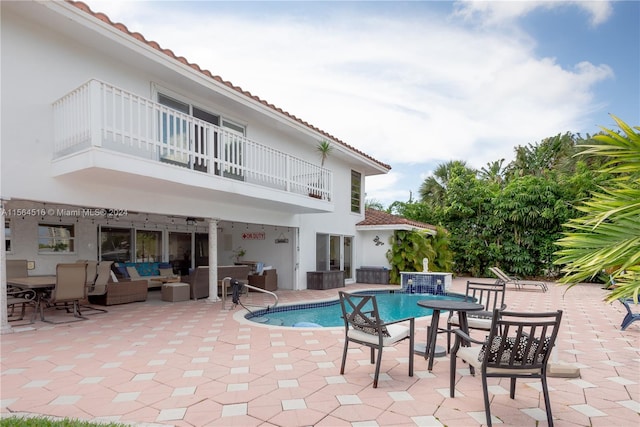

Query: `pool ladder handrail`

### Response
(221, 277, 278, 309)
(243, 283, 278, 308)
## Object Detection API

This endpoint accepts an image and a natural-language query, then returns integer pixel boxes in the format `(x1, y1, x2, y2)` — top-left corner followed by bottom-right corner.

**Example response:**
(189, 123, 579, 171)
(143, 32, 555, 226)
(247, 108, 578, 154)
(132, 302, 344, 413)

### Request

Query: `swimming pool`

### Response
(245, 291, 466, 327)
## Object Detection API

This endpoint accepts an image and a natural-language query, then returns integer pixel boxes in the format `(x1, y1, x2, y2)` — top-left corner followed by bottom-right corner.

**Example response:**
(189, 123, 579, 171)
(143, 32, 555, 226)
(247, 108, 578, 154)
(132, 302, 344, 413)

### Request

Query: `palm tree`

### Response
(317, 139, 333, 167)
(419, 160, 471, 206)
(554, 115, 640, 302)
(478, 159, 505, 185)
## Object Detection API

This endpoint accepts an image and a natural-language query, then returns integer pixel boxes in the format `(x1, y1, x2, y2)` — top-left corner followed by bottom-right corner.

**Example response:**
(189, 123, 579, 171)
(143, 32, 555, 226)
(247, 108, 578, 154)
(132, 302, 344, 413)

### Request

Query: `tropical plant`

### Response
(231, 246, 246, 263)
(385, 229, 436, 284)
(316, 139, 333, 167)
(554, 115, 640, 302)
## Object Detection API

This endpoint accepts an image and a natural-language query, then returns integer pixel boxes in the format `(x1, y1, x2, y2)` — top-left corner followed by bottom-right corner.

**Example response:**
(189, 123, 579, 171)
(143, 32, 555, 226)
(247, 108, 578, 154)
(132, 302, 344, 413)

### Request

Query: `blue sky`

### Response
(84, 0, 639, 207)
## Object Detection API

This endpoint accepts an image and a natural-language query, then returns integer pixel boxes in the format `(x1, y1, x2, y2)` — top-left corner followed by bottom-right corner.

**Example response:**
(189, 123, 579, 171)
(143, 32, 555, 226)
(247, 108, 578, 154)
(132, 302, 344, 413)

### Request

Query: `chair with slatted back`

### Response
(39, 263, 88, 323)
(446, 281, 506, 352)
(450, 309, 563, 426)
(338, 291, 415, 388)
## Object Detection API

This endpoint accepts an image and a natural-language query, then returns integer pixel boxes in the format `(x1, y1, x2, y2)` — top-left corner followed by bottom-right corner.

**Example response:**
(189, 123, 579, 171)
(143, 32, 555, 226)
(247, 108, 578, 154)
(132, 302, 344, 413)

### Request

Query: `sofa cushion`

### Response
(113, 263, 129, 279)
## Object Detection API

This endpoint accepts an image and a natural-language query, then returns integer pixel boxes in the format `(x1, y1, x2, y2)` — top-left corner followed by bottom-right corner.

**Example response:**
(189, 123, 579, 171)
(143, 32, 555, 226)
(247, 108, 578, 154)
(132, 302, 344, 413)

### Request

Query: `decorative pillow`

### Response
(479, 335, 552, 364)
(126, 266, 141, 278)
(351, 313, 390, 337)
(113, 263, 129, 279)
(159, 268, 174, 276)
(136, 263, 153, 276)
(478, 336, 518, 364)
(523, 336, 552, 364)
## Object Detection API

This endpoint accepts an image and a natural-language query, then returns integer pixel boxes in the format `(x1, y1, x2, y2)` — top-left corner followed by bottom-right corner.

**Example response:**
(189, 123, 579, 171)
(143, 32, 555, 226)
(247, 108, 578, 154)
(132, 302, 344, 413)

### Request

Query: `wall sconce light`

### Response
(186, 217, 197, 226)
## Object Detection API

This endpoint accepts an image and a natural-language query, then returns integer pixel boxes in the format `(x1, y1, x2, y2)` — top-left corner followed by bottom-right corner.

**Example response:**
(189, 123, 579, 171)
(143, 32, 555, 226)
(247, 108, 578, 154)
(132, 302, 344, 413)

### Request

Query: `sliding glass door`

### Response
(315, 233, 353, 280)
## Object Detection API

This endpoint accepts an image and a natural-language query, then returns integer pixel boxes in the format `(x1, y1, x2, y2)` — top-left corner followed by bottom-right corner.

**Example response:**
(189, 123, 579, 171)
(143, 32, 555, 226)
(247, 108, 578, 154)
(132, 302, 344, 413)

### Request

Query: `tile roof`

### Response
(68, 1, 391, 171)
(357, 208, 436, 231)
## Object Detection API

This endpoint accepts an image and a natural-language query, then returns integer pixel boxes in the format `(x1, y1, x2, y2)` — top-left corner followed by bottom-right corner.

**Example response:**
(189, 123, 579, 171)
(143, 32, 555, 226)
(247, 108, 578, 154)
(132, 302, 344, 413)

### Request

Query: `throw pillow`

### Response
(351, 313, 390, 337)
(478, 335, 552, 365)
(126, 266, 141, 278)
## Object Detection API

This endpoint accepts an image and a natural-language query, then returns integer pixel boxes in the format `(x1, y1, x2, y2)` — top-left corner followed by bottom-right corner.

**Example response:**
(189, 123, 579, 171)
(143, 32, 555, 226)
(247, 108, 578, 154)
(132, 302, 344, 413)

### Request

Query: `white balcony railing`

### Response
(53, 79, 332, 200)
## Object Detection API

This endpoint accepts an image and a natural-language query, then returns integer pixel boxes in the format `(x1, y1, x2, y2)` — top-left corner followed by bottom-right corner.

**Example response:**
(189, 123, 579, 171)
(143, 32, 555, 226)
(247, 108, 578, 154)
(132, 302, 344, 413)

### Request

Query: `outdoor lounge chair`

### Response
(446, 280, 507, 352)
(450, 308, 563, 427)
(338, 291, 414, 388)
(490, 266, 548, 292)
(620, 298, 640, 331)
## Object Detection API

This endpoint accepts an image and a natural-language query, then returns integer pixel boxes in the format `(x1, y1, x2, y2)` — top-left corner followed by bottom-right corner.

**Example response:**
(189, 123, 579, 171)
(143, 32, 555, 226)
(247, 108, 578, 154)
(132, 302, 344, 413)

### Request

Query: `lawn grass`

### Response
(0, 416, 130, 427)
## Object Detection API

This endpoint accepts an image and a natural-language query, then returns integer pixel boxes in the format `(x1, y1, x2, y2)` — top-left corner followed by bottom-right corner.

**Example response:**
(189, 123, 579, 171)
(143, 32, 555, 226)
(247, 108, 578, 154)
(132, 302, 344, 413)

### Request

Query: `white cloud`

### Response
(83, 1, 616, 206)
(453, 0, 613, 27)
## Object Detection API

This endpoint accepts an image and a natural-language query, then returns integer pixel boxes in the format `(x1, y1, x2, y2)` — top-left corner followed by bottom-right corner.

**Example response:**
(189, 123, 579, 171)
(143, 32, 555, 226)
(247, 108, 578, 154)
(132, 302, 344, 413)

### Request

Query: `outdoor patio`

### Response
(1, 277, 638, 426)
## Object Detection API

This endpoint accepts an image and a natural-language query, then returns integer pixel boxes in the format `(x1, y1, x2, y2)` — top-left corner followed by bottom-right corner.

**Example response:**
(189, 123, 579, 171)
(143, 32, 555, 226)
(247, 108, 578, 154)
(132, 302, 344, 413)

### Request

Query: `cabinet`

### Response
(356, 268, 390, 284)
(248, 269, 277, 291)
(307, 271, 345, 290)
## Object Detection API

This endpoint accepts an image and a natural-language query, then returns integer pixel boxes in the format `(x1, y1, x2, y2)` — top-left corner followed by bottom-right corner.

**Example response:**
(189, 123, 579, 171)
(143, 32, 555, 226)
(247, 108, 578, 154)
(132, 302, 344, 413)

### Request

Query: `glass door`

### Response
(168, 232, 192, 275)
(315, 233, 354, 278)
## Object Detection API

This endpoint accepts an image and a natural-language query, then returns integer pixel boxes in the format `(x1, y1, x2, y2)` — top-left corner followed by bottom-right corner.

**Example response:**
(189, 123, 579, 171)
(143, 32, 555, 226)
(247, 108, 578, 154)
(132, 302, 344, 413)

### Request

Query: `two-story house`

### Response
(1, 0, 391, 326)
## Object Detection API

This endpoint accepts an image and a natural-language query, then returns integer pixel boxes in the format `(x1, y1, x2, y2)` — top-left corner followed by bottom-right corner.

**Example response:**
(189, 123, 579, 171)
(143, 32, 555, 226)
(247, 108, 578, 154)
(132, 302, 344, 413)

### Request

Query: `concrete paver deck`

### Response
(1, 277, 639, 426)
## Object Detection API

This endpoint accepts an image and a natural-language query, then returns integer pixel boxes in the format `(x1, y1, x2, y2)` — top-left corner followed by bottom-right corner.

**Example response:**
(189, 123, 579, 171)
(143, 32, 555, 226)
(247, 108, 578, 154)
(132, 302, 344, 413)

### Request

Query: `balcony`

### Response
(52, 79, 332, 203)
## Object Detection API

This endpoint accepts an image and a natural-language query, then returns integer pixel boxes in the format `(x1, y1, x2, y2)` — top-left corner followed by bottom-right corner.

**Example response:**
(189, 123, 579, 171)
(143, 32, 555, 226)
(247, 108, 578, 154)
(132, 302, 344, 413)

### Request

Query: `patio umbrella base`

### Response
(414, 343, 446, 358)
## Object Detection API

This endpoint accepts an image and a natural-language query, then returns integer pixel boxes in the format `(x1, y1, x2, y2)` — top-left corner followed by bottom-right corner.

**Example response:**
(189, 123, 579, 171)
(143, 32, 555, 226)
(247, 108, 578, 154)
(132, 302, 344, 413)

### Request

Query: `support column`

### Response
(206, 218, 220, 302)
(1, 200, 13, 334)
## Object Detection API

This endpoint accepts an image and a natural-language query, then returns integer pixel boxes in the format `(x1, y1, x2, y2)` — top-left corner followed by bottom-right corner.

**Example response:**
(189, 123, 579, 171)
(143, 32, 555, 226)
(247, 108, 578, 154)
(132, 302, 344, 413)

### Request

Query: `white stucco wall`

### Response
(1, 2, 379, 290)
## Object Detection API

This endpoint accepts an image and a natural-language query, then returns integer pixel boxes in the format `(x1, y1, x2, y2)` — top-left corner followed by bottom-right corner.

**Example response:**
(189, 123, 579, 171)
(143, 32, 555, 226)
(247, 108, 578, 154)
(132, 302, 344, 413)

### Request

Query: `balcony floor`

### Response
(1, 278, 639, 426)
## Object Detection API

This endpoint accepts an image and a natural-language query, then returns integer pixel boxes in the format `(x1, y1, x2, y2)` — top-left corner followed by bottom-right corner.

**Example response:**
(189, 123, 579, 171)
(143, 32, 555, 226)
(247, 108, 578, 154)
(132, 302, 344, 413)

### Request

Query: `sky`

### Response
(83, 0, 639, 207)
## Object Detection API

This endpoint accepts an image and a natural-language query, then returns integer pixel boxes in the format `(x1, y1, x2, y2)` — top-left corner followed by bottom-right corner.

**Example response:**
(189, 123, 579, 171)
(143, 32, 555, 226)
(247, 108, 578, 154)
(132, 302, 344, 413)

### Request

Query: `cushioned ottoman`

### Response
(161, 283, 190, 302)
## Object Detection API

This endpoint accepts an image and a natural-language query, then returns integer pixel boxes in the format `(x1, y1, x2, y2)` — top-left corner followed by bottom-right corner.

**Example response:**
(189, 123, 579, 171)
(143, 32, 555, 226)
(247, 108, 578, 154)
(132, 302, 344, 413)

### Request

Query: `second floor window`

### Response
(351, 170, 362, 213)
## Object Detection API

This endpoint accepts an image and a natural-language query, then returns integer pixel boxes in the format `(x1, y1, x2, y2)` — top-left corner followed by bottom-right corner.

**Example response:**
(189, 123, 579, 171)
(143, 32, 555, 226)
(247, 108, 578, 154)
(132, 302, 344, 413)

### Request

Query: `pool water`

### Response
(246, 291, 465, 327)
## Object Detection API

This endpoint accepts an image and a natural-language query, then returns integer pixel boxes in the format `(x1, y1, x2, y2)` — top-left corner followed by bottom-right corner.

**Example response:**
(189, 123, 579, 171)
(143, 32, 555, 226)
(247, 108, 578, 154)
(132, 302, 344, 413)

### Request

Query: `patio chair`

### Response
(83, 261, 113, 313)
(338, 291, 414, 388)
(490, 266, 548, 292)
(77, 259, 98, 289)
(7, 286, 36, 322)
(620, 298, 640, 331)
(446, 280, 507, 352)
(6, 259, 28, 279)
(39, 263, 88, 323)
(450, 308, 563, 427)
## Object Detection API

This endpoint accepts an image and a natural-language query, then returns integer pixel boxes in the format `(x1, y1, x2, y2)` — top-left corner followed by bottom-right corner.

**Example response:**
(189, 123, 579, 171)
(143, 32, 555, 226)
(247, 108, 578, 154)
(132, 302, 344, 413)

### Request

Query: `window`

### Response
(350, 170, 362, 213)
(157, 91, 246, 176)
(38, 223, 74, 253)
(136, 230, 162, 262)
(100, 227, 132, 262)
(4, 220, 11, 252)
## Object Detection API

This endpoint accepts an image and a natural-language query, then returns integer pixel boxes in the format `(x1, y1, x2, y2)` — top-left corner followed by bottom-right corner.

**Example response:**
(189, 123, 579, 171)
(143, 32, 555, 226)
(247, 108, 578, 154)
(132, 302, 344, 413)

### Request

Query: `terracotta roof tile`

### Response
(67, 1, 391, 171)
(357, 209, 436, 231)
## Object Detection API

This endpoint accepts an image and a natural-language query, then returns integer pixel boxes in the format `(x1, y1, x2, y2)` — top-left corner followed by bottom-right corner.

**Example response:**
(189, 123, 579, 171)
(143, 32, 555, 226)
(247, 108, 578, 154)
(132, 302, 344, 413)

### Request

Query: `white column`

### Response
(207, 218, 220, 302)
(1, 201, 13, 334)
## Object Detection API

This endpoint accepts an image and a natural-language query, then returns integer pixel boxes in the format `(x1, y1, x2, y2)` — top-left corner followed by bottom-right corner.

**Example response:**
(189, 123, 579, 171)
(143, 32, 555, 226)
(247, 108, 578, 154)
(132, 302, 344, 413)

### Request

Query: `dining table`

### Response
(8, 276, 57, 321)
(417, 299, 484, 371)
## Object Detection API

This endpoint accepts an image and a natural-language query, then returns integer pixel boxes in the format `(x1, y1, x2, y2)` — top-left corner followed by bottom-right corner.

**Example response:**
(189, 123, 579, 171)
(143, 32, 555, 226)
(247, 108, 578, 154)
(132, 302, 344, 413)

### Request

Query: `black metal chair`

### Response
(446, 280, 507, 352)
(450, 309, 563, 426)
(338, 291, 414, 388)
